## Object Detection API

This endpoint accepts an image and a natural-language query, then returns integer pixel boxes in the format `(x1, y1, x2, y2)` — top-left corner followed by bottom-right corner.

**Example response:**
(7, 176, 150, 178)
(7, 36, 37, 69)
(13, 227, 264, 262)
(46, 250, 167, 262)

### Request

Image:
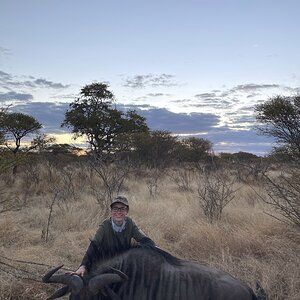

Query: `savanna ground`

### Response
(0, 156, 299, 300)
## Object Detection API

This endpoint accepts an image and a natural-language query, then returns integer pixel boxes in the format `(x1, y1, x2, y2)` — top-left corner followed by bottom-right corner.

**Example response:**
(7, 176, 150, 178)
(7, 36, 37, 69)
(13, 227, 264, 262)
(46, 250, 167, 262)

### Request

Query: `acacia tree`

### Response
(132, 130, 179, 169)
(62, 82, 149, 157)
(0, 112, 42, 154)
(174, 137, 212, 163)
(254, 95, 300, 227)
(255, 95, 300, 158)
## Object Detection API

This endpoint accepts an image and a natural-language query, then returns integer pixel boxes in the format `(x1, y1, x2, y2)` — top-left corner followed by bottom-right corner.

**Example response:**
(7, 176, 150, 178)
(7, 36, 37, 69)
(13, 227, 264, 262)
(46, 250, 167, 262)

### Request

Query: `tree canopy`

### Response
(62, 82, 149, 156)
(175, 137, 212, 163)
(0, 111, 42, 154)
(255, 95, 300, 158)
(132, 130, 178, 168)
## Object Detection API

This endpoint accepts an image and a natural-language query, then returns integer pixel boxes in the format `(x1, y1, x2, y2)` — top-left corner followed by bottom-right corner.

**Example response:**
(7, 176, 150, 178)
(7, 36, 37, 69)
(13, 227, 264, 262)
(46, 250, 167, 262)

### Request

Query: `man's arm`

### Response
(80, 239, 100, 272)
(76, 225, 105, 275)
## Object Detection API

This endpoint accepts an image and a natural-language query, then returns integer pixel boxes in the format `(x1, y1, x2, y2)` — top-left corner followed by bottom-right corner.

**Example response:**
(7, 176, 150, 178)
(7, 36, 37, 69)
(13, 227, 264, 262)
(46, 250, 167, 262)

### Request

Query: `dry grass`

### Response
(0, 163, 299, 299)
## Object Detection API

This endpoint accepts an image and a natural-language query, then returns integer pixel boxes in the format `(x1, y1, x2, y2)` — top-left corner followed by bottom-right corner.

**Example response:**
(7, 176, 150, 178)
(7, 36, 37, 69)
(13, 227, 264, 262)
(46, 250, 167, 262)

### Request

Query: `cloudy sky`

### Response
(1, 0, 300, 155)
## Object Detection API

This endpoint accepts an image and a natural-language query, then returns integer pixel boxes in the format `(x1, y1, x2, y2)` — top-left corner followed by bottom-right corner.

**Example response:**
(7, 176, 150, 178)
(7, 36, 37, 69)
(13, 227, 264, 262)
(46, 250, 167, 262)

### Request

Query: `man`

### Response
(74, 195, 155, 276)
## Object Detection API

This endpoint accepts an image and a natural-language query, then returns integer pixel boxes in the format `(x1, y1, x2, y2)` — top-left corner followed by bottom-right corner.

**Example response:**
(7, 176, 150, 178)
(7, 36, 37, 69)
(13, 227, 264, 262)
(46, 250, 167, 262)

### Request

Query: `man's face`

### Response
(111, 203, 128, 225)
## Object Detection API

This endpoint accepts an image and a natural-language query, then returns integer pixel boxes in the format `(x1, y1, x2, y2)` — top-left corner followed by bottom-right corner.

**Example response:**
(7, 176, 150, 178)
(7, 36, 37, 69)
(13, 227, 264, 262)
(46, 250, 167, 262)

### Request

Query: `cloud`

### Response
(284, 86, 300, 93)
(193, 95, 235, 109)
(171, 99, 193, 104)
(0, 46, 12, 56)
(11, 102, 69, 133)
(170, 95, 234, 110)
(184, 82, 293, 121)
(0, 91, 33, 102)
(0, 70, 12, 80)
(119, 104, 220, 134)
(50, 93, 78, 100)
(0, 70, 70, 103)
(144, 109, 219, 134)
(247, 93, 261, 98)
(195, 92, 218, 99)
(120, 103, 156, 110)
(265, 53, 279, 58)
(153, 82, 288, 135)
(0, 70, 70, 90)
(123, 73, 177, 89)
(147, 93, 171, 97)
(225, 83, 280, 95)
(216, 83, 282, 98)
(31, 78, 70, 89)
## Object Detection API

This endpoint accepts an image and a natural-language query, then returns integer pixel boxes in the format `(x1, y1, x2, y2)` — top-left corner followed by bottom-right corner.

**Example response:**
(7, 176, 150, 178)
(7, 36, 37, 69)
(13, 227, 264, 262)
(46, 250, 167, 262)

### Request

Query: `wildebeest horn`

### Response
(42, 265, 84, 295)
(88, 271, 127, 295)
(46, 286, 70, 300)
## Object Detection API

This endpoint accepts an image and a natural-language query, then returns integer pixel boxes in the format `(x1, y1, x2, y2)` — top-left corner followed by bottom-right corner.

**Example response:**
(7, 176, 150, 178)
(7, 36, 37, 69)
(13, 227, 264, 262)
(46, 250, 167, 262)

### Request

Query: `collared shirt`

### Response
(111, 218, 126, 232)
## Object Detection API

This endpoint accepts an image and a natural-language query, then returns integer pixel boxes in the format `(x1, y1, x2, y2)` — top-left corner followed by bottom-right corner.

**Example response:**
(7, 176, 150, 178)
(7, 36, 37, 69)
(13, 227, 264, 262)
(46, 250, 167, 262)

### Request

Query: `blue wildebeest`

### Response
(43, 247, 267, 300)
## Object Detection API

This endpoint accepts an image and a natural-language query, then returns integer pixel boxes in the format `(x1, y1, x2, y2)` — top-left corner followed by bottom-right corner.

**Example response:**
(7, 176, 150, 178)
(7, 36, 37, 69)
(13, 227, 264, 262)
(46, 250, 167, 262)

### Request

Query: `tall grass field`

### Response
(0, 160, 299, 299)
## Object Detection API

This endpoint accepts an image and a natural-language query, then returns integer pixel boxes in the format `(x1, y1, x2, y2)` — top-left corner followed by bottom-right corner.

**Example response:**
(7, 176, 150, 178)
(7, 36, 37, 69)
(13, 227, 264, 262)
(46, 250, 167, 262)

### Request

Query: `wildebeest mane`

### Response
(89, 246, 183, 277)
(145, 246, 183, 266)
(93, 243, 181, 266)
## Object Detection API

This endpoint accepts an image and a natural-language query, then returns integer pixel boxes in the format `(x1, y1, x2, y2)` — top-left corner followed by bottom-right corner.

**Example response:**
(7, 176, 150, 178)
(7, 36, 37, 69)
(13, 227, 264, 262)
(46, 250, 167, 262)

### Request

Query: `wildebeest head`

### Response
(42, 265, 128, 300)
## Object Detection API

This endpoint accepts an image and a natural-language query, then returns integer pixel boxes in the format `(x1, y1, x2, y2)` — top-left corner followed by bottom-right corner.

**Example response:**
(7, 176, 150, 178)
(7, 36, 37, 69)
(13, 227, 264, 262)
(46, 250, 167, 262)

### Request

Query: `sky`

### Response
(1, 0, 300, 155)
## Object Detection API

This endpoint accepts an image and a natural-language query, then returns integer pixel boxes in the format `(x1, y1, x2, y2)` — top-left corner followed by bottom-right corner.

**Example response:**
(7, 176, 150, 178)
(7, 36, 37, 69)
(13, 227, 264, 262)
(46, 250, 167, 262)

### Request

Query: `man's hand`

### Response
(66, 265, 86, 277)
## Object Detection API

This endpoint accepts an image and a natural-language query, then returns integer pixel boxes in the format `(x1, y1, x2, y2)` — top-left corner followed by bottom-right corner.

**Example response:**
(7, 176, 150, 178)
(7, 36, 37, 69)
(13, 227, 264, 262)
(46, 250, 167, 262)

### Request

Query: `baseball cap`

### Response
(110, 196, 129, 208)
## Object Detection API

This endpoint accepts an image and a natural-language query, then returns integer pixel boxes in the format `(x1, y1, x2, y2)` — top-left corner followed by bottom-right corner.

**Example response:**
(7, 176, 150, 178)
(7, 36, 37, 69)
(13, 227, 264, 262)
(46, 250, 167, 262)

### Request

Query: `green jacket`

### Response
(81, 217, 155, 271)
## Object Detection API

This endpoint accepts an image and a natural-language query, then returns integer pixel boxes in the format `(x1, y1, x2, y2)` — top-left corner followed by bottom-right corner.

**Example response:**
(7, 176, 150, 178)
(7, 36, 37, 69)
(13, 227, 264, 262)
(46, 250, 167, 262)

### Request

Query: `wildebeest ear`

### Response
(46, 286, 70, 300)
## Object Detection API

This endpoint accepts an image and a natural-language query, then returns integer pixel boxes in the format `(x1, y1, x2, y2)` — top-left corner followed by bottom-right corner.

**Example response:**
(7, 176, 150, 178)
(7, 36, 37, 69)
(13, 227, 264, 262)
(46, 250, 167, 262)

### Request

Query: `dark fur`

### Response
(46, 247, 267, 300)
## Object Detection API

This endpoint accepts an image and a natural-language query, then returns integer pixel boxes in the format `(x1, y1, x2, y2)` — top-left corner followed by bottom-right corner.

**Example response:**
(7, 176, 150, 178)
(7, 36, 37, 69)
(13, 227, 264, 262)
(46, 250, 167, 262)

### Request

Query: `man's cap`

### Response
(110, 196, 129, 207)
